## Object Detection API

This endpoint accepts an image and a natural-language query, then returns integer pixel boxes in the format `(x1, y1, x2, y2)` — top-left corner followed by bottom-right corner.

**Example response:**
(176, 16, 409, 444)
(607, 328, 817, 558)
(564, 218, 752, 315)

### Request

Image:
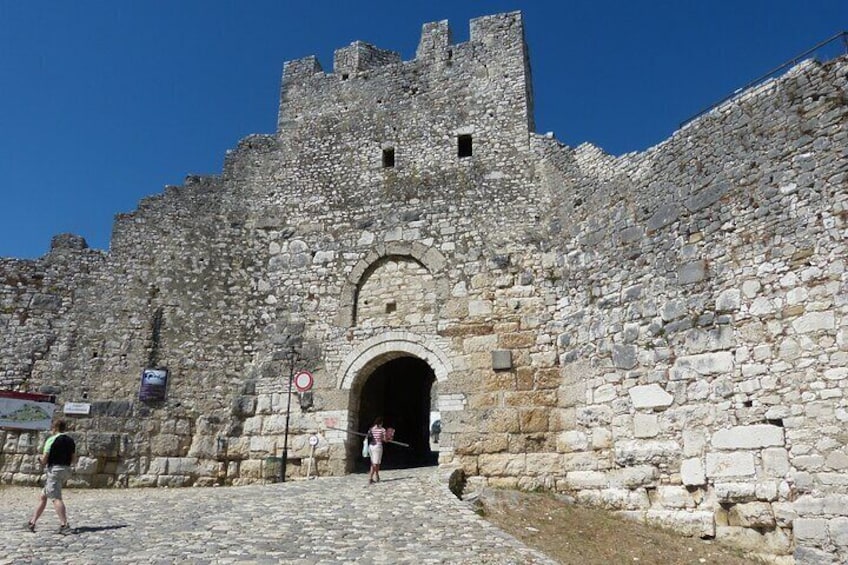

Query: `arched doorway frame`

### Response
(336, 331, 451, 391)
(335, 242, 448, 327)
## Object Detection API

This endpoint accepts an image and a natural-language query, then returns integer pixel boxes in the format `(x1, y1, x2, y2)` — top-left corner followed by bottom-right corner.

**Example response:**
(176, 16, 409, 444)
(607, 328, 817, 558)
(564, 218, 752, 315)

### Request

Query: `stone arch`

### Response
(337, 331, 451, 391)
(335, 242, 448, 327)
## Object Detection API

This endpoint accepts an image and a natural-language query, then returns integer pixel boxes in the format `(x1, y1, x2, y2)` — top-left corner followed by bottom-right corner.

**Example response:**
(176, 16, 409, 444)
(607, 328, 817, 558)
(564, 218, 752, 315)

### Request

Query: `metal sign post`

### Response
(280, 347, 298, 483)
(306, 435, 319, 479)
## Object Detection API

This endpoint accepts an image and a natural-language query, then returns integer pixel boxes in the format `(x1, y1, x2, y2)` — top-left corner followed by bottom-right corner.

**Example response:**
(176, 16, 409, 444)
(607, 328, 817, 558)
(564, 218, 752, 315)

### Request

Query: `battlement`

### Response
(277, 11, 532, 140)
(282, 11, 525, 85)
(333, 41, 401, 76)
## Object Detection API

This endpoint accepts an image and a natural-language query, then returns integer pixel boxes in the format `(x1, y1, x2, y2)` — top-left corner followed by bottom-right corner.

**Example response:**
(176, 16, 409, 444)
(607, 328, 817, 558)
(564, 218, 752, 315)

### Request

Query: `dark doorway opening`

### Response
(356, 356, 437, 471)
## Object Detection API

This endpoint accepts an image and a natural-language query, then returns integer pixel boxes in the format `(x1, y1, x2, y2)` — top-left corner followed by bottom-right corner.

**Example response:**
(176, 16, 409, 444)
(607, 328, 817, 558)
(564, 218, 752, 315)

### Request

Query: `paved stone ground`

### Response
(1, 467, 555, 564)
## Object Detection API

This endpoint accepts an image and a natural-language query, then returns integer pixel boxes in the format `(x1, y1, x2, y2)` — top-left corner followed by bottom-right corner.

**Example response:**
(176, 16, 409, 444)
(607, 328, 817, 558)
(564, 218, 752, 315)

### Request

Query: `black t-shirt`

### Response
(47, 434, 76, 466)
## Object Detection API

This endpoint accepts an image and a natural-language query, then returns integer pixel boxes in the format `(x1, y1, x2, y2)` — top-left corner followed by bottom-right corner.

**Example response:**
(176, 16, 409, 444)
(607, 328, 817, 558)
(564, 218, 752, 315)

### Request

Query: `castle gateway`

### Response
(2, 12, 847, 563)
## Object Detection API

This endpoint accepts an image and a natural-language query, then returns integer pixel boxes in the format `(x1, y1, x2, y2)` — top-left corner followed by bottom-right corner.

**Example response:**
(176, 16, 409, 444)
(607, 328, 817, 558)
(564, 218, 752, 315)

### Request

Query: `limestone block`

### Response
(128, 475, 158, 488)
(829, 517, 848, 547)
(524, 453, 562, 475)
(188, 436, 218, 459)
(238, 459, 263, 479)
(608, 466, 657, 488)
(728, 502, 775, 528)
(150, 434, 181, 457)
(248, 435, 277, 454)
(562, 451, 602, 471)
(73, 456, 99, 475)
(628, 384, 673, 410)
(255, 395, 272, 415)
(612, 344, 638, 369)
(87, 433, 122, 457)
(714, 482, 757, 503)
(167, 457, 201, 476)
(670, 352, 733, 380)
(614, 440, 680, 466)
(225, 437, 250, 459)
(756, 481, 779, 501)
(656, 486, 696, 509)
(556, 430, 589, 453)
(683, 428, 707, 457)
(645, 510, 715, 538)
(592, 428, 612, 449)
(794, 454, 825, 470)
(711, 424, 784, 449)
(633, 413, 659, 438)
(716, 289, 741, 312)
(468, 300, 493, 316)
(705, 452, 755, 478)
(564, 470, 608, 489)
(157, 475, 190, 487)
(824, 368, 848, 381)
(262, 415, 287, 434)
(772, 502, 797, 528)
(795, 494, 825, 517)
(577, 405, 613, 426)
(823, 495, 848, 515)
(0, 454, 22, 473)
(793, 547, 836, 564)
(147, 457, 169, 475)
(762, 447, 790, 477)
(678, 261, 706, 285)
(593, 488, 650, 511)
(478, 453, 526, 476)
(793, 518, 829, 543)
(715, 526, 792, 555)
(791, 311, 835, 333)
(680, 458, 706, 486)
(593, 383, 616, 404)
(820, 472, 848, 486)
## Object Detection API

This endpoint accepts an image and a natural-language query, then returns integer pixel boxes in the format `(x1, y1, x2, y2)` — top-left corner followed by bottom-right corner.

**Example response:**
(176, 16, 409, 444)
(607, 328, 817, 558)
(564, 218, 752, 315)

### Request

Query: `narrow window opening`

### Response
(458, 134, 472, 158)
(341, 73, 349, 81)
(382, 148, 395, 168)
(385, 301, 397, 313)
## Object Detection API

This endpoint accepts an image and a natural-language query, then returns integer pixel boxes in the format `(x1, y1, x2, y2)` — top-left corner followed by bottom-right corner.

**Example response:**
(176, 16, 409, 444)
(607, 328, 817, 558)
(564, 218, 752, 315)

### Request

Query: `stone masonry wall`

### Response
(0, 10, 845, 563)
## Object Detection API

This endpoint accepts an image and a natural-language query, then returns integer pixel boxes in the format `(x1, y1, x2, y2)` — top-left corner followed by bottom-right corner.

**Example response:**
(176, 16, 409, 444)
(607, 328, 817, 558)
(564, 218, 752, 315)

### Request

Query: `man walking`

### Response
(27, 420, 76, 534)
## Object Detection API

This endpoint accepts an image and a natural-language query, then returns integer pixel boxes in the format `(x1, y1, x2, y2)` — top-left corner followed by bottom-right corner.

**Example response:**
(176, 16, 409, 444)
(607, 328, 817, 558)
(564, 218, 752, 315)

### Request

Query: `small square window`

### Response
(458, 134, 472, 158)
(385, 301, 397, 313)
(382, 148, 395, 168)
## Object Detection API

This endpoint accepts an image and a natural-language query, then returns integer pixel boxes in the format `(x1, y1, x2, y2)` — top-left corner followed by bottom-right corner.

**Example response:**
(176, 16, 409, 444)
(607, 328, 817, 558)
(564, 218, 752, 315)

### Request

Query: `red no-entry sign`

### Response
(293, 370, 314, 392)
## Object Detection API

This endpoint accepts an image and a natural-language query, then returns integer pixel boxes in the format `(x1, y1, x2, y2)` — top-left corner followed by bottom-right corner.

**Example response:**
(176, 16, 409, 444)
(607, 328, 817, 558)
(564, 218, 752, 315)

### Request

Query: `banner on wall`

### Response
(0, 391, 57, 431)
(139, 368, 169, 402)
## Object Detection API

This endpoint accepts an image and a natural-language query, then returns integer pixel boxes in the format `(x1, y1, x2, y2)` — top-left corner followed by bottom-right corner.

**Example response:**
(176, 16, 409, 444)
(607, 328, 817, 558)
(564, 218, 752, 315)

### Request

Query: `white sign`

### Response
(293, 370, 314, 393)
(308, 435, 319, 447)
(63, 402, 91, 415)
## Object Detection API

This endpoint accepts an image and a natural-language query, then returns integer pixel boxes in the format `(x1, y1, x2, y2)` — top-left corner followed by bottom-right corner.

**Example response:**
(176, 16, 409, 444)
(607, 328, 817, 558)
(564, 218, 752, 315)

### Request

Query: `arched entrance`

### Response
(356, 356, 437, 470)
(337, 331, 452, 473)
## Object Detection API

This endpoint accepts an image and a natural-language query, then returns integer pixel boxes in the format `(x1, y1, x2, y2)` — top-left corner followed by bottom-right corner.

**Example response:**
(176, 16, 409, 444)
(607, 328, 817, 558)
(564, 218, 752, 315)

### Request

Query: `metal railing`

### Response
(680, 31, 848, 128)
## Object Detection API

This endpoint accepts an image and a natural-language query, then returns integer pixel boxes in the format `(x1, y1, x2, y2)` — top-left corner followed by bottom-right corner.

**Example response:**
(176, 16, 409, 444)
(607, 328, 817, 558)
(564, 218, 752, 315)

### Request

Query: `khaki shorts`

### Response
(43, 466, 72, 500)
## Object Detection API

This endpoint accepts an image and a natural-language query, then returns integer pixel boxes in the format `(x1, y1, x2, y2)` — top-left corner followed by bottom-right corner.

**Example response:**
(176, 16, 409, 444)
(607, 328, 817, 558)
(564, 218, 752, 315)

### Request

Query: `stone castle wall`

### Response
(1, 11, 846, 562)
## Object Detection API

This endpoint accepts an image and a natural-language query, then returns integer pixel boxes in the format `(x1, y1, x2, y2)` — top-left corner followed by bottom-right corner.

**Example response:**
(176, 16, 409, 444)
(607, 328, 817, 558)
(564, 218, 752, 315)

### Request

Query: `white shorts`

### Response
(369, 443, 383, 465)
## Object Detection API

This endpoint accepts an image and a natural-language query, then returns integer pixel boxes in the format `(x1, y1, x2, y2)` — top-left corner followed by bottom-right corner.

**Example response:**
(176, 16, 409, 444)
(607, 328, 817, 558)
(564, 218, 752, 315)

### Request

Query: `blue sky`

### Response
(1, 1, 845, 258)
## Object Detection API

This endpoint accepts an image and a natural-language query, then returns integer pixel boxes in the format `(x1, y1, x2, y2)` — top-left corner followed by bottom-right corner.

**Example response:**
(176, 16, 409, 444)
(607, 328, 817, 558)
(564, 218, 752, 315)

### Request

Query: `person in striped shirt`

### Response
(367, 417, 387, 484)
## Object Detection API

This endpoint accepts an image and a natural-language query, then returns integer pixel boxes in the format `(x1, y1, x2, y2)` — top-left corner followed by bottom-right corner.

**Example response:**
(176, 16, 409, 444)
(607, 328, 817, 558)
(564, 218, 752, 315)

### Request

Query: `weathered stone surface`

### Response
(706, 452, 755, 478)
(628, 384, 673, 410)
(644, 510, 715, 538)
(727, 502, 775, 528)
(711, 425, 784, 449)
(680, 458, 706, 486)
(714, 482, 757, 503)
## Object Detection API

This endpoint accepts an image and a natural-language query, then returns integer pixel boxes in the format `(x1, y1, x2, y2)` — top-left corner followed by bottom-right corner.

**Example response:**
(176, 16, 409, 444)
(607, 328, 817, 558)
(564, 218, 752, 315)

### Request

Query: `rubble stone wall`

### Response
(1, 10, 846, 563)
